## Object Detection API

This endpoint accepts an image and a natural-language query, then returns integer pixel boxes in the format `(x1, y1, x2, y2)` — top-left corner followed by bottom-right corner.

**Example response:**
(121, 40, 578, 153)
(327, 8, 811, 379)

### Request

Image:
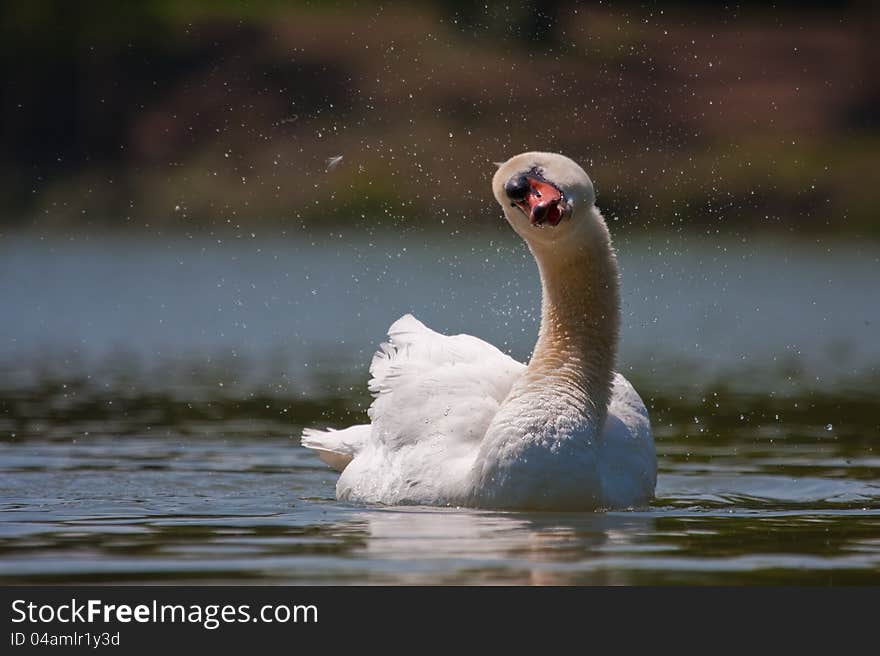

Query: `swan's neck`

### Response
(511, 212, 620, 433)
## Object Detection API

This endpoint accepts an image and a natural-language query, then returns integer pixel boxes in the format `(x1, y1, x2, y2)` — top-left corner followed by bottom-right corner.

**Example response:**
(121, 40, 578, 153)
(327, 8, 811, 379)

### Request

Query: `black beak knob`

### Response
(504, 175, 530, 201)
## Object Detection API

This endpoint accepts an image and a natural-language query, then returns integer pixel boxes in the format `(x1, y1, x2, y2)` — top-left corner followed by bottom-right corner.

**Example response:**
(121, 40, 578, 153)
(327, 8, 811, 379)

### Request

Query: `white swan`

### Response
(302, 152, 656, 510)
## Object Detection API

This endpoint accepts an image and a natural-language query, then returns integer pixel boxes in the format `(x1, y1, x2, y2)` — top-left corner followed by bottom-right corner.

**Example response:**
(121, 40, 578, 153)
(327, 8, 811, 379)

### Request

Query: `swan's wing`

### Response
(606, 373, 652, 438)
(600, 373, 657, 504)
(367, 314, 525, 454)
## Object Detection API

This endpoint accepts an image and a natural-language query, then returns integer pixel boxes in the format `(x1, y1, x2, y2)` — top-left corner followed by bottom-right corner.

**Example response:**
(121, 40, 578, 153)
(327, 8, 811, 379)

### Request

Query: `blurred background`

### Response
(1, 0, 878, 233)
(1, 0, 879, 585)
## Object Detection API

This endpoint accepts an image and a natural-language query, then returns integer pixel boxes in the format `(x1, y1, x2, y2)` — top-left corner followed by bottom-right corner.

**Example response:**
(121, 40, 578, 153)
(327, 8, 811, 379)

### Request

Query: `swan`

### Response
(302, 151, 656, 510)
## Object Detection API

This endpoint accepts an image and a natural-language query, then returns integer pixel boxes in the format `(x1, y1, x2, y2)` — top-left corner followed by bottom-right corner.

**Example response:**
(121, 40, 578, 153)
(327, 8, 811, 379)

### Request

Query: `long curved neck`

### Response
(509, 211, 620, 433)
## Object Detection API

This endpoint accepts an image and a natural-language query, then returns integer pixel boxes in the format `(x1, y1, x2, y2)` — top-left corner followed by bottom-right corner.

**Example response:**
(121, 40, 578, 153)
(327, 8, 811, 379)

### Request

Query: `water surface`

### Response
(1, 231, 878, 584)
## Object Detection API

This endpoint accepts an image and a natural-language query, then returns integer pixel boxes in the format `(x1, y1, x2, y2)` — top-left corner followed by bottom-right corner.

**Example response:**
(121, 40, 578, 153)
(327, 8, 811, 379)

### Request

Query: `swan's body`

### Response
(302, 152, 656, 510)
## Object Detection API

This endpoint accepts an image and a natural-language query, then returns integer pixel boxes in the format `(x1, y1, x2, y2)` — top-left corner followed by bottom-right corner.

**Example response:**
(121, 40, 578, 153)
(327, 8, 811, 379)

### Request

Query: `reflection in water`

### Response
(354, 508, 656, 584)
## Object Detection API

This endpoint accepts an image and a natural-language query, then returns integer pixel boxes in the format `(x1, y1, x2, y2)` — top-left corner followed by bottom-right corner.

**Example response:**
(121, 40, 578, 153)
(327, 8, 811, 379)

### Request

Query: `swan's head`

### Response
(492, 152, 600, 249)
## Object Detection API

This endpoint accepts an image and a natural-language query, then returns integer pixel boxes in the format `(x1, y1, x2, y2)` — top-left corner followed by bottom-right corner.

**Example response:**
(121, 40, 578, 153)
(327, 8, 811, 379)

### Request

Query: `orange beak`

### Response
(515, 177, 566, 226)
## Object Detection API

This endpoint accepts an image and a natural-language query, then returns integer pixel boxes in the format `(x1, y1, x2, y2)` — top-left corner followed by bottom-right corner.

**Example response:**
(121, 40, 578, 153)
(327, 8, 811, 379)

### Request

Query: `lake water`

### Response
(1, 229, 878, 584)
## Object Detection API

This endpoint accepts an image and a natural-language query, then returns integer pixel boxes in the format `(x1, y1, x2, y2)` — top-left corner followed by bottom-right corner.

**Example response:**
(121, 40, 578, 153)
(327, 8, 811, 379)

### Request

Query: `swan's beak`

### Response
(506, 175, 567, 227)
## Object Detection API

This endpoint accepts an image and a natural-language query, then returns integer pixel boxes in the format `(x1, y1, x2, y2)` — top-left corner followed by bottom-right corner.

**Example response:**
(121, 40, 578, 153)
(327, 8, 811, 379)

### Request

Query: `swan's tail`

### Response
(301, 424, 371, 472)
